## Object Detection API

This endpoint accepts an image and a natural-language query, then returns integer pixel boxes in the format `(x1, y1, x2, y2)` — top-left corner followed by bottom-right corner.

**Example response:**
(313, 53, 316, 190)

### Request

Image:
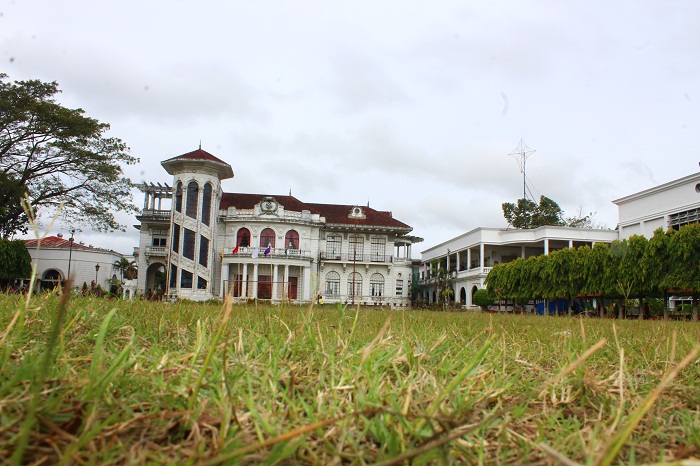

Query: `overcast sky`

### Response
(3, 1, 700, 256)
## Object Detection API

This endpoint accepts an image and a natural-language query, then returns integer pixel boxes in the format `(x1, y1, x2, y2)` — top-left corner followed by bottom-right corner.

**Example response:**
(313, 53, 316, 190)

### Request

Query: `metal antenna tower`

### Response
(509, 139, 535, 200)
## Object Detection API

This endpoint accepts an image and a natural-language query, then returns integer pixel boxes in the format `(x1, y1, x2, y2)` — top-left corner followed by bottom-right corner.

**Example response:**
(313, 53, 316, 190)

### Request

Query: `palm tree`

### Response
(113, 258, 137, 282)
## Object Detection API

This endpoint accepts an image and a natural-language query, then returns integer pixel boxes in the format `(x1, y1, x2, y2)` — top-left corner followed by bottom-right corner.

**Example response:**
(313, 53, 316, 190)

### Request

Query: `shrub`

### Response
(472, 289, 495, 310)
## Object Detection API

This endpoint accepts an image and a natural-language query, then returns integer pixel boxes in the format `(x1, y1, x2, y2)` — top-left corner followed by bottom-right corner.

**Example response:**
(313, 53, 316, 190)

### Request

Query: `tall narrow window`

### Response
(172, 223, 180, 253)
(174, 182, 183, 212)
(349, 234, 364, 259)
(348, 272, 362, 300)
(181, 270, 193, 289)
(395, 279, 404, 297)
(185, 181, 199, 218)
(183, 228, 195, 260)
(201, 183, 212, 226)
(370, 273, 384, 297)
(170, 264, 177, 288)
(326, 234, 341, 259)
(260, 228, 276, 248)
(325, 271, 340, 296)
(237, 228, 250, 247)
(285, 230, 299, 250)
(199, 236, 209, 267)
(371, 237, 386, 262)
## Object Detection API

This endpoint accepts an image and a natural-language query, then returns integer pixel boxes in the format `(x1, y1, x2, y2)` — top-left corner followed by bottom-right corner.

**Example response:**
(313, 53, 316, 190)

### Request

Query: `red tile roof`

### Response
(220, 193, 411, 231)
(24, 236, 97, 250)
(166, 148, 228, 165)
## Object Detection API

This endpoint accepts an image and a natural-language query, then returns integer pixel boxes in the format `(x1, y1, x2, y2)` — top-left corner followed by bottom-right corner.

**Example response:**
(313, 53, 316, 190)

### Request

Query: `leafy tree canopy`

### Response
(502, 195, 565, 229)
(502, 196, 604, 229)
(0, 239, 32, 280)
(0, 74, 138, 237)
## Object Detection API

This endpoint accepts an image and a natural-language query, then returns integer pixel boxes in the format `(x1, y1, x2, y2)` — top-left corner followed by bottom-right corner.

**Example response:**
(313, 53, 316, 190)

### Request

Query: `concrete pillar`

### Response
(544, 239, 549, 255)
(272, 264, 279, 300)
(253, 263, 259, 298)
(479, 243, 484, 269)
(303, 265, 311, 301)
(467, 248, 471, 270)
(242, 263, 248, 298)
(284, 264, 290, 300)
(220, 263, 229, 298)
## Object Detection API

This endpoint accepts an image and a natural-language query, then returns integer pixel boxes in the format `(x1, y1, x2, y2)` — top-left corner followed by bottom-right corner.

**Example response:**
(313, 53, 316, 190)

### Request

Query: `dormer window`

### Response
(349, 206, 366, 219)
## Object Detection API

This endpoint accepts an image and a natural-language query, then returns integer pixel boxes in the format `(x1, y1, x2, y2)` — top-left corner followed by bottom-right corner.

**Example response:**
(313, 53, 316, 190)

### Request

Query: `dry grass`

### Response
(0, 291, 699, 465)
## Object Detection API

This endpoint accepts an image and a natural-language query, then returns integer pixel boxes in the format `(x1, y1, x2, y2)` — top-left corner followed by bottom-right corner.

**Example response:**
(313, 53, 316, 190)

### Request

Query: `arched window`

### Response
(260, 228, 275, 248)
(237, 228, 250, 247)
(285, 230, 299, 250)
(325, 271, 340, 296)
(185, 181, 199, 218)
(370, 273, 384, 297)
(348, 272, 362, 301)
(174, 182, 183, 212)
(201, 183, 212, 226)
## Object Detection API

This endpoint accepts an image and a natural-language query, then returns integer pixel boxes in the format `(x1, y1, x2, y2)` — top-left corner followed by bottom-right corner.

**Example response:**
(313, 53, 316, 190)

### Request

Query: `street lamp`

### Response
(95, 263, 100, 286)
(66, 229, 75, 282)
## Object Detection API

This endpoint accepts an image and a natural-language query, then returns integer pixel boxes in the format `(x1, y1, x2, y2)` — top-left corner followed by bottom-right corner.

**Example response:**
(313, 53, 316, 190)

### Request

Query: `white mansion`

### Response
(135, 148, 421, 305)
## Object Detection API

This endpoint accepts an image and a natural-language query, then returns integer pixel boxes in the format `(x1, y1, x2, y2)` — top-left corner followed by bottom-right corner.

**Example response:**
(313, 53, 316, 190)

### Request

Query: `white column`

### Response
(456, 251, 460, 271)
(467, 248, 471, 270)
(253, 263, 259, 298)
(479, 243, 484, 269)
(568, 240, 573, 248)
(303, 265, 311, 301)
(242, 263, 248, 298)
(284, 265, 290, 300)
(544, 239, 549, 255)
(521, 245, 526, 258)
(272, 264, 279, 301)
(220, 263, 229, 298)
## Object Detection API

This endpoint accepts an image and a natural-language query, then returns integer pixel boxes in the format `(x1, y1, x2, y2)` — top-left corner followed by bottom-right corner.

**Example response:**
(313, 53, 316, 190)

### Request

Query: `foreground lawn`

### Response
(0, 293, 698, 465)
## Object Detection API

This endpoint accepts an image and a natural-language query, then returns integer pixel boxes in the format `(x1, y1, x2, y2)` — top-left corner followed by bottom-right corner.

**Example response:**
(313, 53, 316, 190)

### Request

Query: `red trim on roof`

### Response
(24, 236, 95, 250)
(219, 194, 411, 230)
(166, 148, 228, 165)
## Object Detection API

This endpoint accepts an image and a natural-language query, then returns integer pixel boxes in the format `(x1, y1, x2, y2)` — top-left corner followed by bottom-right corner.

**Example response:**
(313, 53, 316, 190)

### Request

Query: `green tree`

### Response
(0, 74, 138, 236)
(502, 195, 565, 229)
(0, 239, 32, 282)
(645, 228, 672, 319)
(663, 224, 700, 321)
(113, 258, 137, 282)
(472, 288, 494, 310)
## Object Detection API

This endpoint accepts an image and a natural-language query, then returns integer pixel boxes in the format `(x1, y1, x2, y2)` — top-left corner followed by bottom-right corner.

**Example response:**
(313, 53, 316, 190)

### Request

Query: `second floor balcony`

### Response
(320, 252, 394, 263)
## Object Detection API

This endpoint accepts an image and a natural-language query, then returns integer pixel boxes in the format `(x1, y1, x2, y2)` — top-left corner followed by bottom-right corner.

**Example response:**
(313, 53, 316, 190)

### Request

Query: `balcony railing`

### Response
(320, 252, 393, 263)
(140, 209, 171, 219)
(222, 247, 312, 260)
(145, 246, 168, 256)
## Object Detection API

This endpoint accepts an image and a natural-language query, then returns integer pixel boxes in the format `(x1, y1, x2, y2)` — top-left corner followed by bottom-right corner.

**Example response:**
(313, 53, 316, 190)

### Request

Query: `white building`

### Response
(420, 171, 700, 309)
(135, 148, 421, 306)
(419, 226, 618, 308)
(614, 172, 700, 239)
(24, 235, 128, 292)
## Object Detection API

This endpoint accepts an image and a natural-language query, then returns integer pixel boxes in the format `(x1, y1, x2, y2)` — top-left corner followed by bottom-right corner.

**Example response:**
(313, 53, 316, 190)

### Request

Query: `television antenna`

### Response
(509, 139, 535, 200)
